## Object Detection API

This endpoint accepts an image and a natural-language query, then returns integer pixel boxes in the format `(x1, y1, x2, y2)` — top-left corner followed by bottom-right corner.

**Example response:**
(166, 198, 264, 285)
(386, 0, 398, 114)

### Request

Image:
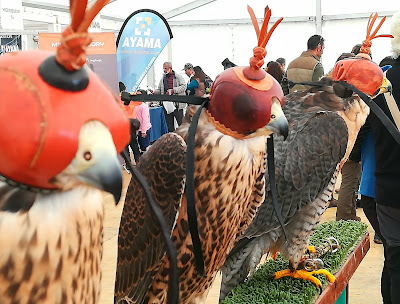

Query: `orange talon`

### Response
(314, 269, 336, 283)
(273, 269, 292, 279)
(307, 246, 317, 253)
(273, 268, 335, 288)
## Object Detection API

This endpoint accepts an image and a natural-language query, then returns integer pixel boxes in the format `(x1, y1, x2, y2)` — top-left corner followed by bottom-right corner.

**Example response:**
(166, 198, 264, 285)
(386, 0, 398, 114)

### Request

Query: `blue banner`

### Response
(116, 9, 173, 93)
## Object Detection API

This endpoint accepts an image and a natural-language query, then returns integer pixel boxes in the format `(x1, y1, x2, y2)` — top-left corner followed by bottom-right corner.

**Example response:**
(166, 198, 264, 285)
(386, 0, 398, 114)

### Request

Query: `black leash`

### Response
(287, 80, 326, 89)
(127, 92, 210, 277)
(266, 136, 288, 241)
(120, 151, 179, 304)
(128, 93, 206, 105)
(185, 100, 209, 277)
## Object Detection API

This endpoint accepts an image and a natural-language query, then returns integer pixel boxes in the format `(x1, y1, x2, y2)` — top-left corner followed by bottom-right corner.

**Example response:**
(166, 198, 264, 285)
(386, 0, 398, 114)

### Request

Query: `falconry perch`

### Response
(114, 5, 288, 304)
(219, 12, 393, 300)
(0, 0, 130, 303)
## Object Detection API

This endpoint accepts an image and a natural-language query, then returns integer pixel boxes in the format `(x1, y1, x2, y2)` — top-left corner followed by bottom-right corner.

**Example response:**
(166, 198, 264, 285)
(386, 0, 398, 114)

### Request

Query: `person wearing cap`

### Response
(183, 63, 195, 85)
(276, 57, 286, 71)
(155, 61, 187, 132)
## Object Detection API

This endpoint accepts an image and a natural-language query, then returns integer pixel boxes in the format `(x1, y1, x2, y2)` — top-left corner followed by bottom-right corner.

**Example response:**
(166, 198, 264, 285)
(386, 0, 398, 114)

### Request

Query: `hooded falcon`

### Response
(219, 13, 393, 300)
(114, 5, 288, 304)
(0, 0, 130, 303)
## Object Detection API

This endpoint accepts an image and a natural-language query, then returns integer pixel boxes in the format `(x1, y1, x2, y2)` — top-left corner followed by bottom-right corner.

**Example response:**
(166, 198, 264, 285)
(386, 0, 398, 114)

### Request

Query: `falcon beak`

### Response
(379, 76, 392, 95)
(78, 154, 123, 205)
(266, 99, 289, 140)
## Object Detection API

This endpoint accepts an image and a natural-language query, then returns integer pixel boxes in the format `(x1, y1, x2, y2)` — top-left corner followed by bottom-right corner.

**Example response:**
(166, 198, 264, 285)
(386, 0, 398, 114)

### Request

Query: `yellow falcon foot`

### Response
(273, 268, 335, 291)
(307, 245, 317, 254)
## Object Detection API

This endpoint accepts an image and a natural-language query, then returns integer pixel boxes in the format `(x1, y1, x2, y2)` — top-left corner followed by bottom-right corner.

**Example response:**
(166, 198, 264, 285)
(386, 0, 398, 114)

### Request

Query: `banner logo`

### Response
(0, 35, 21, 55)
(135, 17, 152, 36)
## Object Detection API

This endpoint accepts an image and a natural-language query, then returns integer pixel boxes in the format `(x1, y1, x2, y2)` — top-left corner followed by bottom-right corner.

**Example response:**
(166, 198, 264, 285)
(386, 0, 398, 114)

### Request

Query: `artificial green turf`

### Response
(221, 220, 368, 304)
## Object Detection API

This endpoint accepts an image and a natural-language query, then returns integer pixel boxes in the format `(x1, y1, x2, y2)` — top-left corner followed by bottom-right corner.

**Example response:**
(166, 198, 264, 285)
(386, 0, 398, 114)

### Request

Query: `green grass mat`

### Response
(221, 220, 368, 304)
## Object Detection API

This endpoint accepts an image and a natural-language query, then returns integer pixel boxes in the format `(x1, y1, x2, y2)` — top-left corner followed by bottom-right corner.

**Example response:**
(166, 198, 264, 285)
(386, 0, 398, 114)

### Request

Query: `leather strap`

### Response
(267, 136, 288, 242)
(185, 101, 209, 277)
(383, 70, 400, 131)
(385, 91, 400, 131)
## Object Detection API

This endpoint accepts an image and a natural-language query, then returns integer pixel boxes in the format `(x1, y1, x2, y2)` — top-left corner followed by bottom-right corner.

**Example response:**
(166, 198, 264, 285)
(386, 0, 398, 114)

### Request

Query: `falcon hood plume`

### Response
(114, 4, 288, 304)
(0, 0, 129, 303)
(220, 12, 393, 301)
(332, 13, 393, 97)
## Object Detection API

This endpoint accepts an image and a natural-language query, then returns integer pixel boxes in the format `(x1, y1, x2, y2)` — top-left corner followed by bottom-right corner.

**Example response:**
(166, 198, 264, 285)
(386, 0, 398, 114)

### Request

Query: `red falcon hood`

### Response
(332, 56, 384, 97)
(0, 50, 130, 190)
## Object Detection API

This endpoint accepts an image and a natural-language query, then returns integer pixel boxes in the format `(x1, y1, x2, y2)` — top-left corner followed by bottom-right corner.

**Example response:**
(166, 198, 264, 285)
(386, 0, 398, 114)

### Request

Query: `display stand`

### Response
(314, 233, 370, 304)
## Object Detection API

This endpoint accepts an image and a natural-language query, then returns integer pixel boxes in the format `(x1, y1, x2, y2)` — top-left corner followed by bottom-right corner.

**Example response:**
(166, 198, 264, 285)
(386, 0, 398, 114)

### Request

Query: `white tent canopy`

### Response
(1, 0, 398, 89)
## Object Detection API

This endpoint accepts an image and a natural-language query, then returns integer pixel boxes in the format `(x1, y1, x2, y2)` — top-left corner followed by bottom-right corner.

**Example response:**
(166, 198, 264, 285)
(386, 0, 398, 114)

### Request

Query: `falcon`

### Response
(114, 5, 289, 304)
(0, 121, 126, 304)
(219, 12, 393, 300)
(0, 0, 130, 303)
(219, 79, 369, 299)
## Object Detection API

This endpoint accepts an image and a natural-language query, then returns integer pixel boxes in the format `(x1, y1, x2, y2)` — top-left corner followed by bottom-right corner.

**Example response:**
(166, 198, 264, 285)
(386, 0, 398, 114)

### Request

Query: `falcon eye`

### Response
(83, 151, 92, 161)
(271, 114, 276, 119)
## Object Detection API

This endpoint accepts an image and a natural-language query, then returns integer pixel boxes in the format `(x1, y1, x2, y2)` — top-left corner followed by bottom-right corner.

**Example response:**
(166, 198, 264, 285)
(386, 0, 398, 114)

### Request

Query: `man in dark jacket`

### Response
(369, 10, 400, 303)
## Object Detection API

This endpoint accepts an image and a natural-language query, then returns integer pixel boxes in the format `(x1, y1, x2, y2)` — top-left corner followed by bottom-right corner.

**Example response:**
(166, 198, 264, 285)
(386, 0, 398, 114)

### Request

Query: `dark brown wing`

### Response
(114, 133, 186, 303)
(243, 89, 349, 237)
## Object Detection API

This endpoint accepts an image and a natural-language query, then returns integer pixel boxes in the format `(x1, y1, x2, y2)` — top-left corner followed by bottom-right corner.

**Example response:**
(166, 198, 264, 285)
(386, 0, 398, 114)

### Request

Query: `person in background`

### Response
(335, 148, 362, 221)
(276, 57, 289, 95)
(276, 57, 286, 71)
(332, 52, 362, 220)
(351, 44, 362, 56)
(183, 63, 195, 85)
(359, 124, 383, 244)
(119, 81, 136, 118)
(221, 58, 237, 70)
(118, 81, 141, 170)
(265, 61, 284, 84)
(187, 66, 206, 96)
(326, 53, 355, 78)
(380, 55, 396, 68)
(128, 118, 141, 163)
(155, 62, 187, 132)
(358, 57, 395, 245)
(369, 10, 400, 303)
(286, 34, 325, 93)
(134, 89, 152, 154)
(203, 71, 213, 93)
